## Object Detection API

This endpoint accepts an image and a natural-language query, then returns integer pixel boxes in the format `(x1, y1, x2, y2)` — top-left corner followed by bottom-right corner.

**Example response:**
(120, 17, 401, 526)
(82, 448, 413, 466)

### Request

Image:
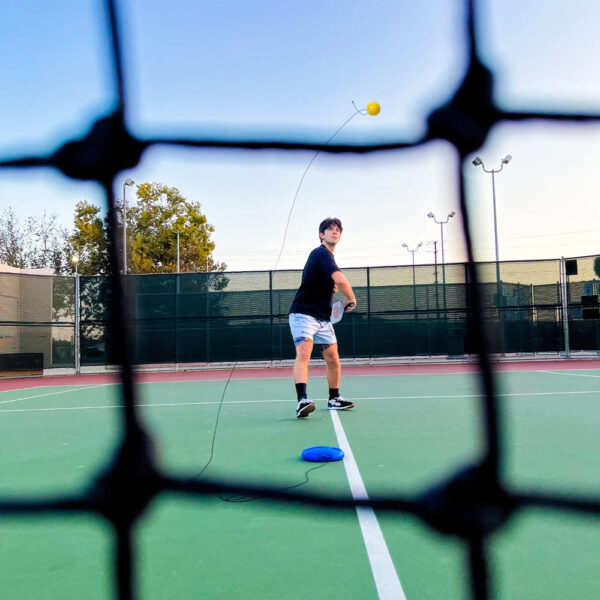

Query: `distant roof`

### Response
(0, 263, 54, 275)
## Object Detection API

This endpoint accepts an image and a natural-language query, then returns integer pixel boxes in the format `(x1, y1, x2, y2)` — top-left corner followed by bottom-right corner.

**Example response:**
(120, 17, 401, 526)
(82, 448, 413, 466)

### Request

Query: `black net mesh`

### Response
(1, 1, 599, 599)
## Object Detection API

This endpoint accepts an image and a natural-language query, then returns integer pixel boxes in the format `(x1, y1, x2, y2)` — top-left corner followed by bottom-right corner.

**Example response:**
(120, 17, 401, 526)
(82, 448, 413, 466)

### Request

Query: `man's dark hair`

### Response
(319, 217, 343, 240)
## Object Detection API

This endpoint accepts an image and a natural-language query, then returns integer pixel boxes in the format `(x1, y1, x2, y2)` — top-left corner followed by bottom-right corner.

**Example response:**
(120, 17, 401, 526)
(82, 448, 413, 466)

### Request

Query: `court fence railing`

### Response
(1, 254, 598, 373)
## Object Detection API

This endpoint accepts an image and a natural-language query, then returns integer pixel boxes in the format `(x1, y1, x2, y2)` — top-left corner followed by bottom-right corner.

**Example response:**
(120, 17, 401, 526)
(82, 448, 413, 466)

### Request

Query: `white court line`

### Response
(536, 370, 600, 378)
(0, 389, 598, 414)
(2, 365, 598, 394)
(0, 383, 119, 393)
(330, 410, 406, 600)
(0, 384, 111, 406)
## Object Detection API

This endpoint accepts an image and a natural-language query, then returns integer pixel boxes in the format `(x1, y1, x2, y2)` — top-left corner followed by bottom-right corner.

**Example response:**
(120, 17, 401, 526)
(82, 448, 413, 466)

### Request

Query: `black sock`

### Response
(295, 383, 307, 400)
(329, 388, 340, 400)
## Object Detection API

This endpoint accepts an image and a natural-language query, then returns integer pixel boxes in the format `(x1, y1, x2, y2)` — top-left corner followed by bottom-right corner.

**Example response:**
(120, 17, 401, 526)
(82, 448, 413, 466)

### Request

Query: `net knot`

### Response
(50, 110, 144, 182)
(417, 463, 516, 538)
(427, 54, 499, 156)
(89, 427, 161, 528)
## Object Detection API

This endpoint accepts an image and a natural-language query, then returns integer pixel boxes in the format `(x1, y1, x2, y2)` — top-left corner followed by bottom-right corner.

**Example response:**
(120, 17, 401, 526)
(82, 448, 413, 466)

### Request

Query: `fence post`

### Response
(559, 257, 570, 358)
(269, 270, 274, 364)
(174, 273, 179, 371)
(205, 273, 210, 362)
(74, 273, 80, 374)
(367, 267, 372, 361)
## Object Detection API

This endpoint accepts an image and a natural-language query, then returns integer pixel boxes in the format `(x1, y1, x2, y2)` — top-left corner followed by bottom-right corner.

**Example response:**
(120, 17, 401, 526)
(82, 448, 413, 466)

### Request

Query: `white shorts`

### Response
(289, 313, 337, 347)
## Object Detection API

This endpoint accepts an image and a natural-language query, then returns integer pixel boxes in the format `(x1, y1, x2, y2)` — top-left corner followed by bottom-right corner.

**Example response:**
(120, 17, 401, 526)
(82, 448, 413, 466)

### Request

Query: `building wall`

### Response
(0, 264, 55, 367)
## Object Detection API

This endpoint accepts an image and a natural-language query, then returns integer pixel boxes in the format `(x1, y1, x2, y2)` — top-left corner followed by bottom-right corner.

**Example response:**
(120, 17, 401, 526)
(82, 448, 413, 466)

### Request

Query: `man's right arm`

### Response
(331, 270, 356, 311)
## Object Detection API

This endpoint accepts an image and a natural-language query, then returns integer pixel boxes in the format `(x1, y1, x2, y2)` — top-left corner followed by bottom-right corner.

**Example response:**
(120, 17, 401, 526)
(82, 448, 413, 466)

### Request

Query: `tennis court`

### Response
(1, 360, 598, 600)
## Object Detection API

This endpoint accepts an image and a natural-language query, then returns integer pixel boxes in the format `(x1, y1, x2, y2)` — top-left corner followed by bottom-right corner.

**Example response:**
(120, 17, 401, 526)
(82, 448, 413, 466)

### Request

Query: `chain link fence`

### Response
(1, 255, 598, 371)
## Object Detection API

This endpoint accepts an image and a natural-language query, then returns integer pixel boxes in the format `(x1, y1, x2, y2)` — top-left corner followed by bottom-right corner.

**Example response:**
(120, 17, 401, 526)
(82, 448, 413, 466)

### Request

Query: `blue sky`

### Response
(0, 0, 598, 271)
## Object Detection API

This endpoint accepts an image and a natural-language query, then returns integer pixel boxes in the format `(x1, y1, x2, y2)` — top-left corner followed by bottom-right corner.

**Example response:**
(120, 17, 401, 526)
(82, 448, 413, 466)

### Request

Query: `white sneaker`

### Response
(296, 399, 315, 418)
(327, 396, 354, 411)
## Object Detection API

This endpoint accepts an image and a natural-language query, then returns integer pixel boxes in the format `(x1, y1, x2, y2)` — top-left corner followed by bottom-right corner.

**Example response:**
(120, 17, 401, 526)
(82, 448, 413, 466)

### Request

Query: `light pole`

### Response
(472, 155, 511, 272)
(473, 154, 512, 351)
(122, 178, 135, 274)
(402, 242, 423, 315)
(427, 211, 456, 309)
(172, 218, 191, 274)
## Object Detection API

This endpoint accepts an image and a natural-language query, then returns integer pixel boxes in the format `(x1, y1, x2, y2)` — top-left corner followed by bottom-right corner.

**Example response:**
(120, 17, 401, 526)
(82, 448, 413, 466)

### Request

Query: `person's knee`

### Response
(321, 344, 340, 364)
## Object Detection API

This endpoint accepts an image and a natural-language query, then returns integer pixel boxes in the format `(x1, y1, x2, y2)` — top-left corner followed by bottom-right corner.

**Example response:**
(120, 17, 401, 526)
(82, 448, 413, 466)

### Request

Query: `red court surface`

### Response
(1, 358, 598, 392)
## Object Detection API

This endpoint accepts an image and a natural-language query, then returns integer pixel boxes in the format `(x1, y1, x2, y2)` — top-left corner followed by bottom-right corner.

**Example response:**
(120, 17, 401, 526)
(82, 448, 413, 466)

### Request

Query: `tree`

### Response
(0, 183, 225, 277)
(68, 200, 110, 275)
(127, 182, 226, 274)
(0, 208, 72, 273)
(26, 211, 69, 273)
(0, 208, 30, 268)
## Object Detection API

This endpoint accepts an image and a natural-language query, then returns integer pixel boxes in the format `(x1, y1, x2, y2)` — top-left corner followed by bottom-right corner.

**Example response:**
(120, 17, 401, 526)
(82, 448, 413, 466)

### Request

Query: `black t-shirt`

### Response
(289, 245, 339, 320)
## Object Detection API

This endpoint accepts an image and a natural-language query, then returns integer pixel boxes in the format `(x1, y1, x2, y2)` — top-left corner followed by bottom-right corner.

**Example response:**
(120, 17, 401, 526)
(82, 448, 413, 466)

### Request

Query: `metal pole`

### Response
(403, 243, 422, 319)
(440, 222, 446, 281)
(269, 270, 274, 364)
(433, 241, 439, 314)
(491, 170, 500, 267)
(473, 155, 512, 338)
(440, 221, 447, 310)
(491, 170, 504, 352)
(367, 267, 372, 361)
(176, 232, 180, 273)
(205, 271, 210, 361)
(491, 169, 502, 301)
(122, 179, 135, 274)
(74, 271, 80, 374)
(473, 157, 510, 352)
(560, 257, 571, 357)
(122, 183, 127, 274)
(411, 251, 417, 316)
(174, 270, 179, 371)
(428, 212, 454, 310)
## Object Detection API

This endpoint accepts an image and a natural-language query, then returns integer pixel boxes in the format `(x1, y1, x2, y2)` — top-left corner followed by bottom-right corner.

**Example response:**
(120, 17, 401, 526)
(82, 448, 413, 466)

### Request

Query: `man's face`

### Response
(320, 224, 342, 246)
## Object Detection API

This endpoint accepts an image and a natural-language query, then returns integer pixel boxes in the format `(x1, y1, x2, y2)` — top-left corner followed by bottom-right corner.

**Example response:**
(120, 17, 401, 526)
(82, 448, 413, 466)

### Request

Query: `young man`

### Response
(289, 217, 356, 418)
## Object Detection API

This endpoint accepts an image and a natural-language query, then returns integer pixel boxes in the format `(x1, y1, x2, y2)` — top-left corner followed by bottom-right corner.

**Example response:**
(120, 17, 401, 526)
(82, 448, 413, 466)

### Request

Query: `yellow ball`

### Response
(366, 101, 380, 116)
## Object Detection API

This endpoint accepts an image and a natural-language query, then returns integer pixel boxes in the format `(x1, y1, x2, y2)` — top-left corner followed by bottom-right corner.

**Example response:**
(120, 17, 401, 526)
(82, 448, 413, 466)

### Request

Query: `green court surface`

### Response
(1, 367, 599, 599)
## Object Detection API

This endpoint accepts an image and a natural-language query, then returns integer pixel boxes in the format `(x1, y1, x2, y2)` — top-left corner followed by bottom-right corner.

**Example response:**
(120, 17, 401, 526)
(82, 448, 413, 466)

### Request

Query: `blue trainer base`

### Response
(301, 446, 345, 462)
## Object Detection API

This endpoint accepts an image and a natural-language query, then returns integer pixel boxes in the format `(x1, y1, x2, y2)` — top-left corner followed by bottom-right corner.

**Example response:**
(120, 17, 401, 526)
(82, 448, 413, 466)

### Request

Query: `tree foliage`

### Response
(26, 212, 70, 273)
(68, 200, 110, 275)
(126, 182, 226, 274)
(0, 208, 68, 271)
(0, 182, 225, 276)
(0, 208, 27, 268)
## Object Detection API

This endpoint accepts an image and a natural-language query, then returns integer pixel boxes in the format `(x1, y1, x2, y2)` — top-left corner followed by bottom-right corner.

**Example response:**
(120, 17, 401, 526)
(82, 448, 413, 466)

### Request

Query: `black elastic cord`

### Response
(195, 363, 333, 501)
(195, 362, 238, 478)
(221, 463, 329, 503)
